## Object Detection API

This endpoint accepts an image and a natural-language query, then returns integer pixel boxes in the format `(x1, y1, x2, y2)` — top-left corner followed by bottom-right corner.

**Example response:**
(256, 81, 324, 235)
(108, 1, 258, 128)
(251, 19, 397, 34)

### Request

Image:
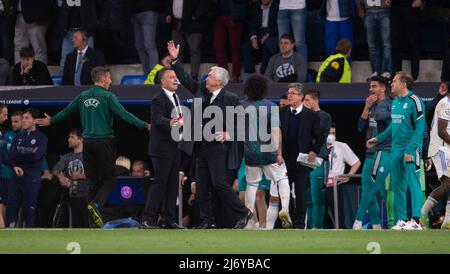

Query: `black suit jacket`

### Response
(57, 0, 100, 35)
(148, 90, 181, 158)
(280, 106, 324, 159)
(172, 61, 243, 170)
(247, 0, 278, 41)
(62, 47, 105, 86)
(15, 0, 52, 24)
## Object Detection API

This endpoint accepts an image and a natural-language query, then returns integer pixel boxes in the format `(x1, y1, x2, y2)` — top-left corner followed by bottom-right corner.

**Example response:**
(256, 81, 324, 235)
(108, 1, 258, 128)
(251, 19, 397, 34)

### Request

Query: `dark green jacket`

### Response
(52, 85, 147, 138)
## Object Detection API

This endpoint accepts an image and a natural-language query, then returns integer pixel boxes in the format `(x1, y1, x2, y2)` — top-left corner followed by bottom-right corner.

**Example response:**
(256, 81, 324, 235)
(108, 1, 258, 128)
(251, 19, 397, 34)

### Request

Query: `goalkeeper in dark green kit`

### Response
(37, 67, 150, 227)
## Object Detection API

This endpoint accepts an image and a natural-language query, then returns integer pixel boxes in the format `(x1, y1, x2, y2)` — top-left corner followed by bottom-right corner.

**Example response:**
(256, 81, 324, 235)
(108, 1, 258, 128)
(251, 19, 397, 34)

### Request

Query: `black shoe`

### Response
(197, 222, 217, 229)
(141, 219, 159, 229)
(234, 211, 253, 229)
(161, 222, 184, 229)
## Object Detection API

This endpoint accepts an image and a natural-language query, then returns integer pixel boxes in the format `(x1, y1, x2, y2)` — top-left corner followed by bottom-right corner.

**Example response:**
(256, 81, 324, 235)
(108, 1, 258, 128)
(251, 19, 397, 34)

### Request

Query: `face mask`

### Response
(326, 134, 336, 145)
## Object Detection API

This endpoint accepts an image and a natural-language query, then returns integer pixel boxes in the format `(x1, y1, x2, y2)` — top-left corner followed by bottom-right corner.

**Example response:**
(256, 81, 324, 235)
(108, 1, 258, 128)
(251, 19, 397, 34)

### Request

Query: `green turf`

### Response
(0, 229, 448, 254)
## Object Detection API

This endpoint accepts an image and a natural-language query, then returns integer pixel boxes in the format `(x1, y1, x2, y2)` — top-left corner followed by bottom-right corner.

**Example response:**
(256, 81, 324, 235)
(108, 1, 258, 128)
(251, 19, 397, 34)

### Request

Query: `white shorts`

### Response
(245, 163, 288, 197)
(431, 146, 450, 179)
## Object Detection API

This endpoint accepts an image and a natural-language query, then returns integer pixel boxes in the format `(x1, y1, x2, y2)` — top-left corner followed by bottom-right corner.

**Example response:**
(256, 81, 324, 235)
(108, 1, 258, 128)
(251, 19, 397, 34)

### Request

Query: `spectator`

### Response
(12, 47, 53, 86)
(243, 0, 279, 76)
(57, 0, 97, 74)
(7, 108, 47, 228)
(277, 0, 307, 62)
(319, 0, 355, 58)
(0, 0, 15, 64)
(144, 54, 171, 85)
(391, 0, 422, 81)
(213, 0, 249, 83)
(0, 58, 10, 85)
(13, 0, 53, 64)
(166, 0, 210, 80)
(131, 0, 162, 74)
(357, 0, 392, 80)
(61, 29, 105, 86)
(115, 156, 131, 176)
(96, 0, 123, 65)
(264, 34, 307, 82)
(131, 160, 150, 177)
(316, 38, 352, 83)
(52, 128, 89, 228)
(280, 83, 324, 229)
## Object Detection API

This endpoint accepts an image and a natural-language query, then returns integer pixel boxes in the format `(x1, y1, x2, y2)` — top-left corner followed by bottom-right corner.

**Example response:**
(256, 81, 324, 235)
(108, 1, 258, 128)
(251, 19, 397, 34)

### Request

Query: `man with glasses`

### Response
(280, 83, 324, 228)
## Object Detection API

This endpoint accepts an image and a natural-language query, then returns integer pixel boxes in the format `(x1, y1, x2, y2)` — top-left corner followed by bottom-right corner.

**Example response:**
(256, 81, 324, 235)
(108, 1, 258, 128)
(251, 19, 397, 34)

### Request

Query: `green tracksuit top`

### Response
(52, 85, 147, 138)
(376, 91, 425, 156)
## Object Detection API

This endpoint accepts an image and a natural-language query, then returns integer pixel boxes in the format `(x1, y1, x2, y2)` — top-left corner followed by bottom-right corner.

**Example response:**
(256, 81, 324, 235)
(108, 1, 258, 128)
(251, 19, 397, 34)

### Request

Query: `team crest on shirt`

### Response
(30, 139, 36, 145)
(403, 103, 408, 109)
(84, 99, 100, 108)
(445, 109, 450, 117)
(379, 166, 384, 173)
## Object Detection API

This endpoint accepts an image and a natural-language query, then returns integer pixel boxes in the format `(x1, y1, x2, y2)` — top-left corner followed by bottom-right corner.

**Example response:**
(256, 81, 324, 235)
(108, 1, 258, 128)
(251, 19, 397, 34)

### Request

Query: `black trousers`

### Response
(83, 138, 116, 207)
(391, 6, 421, 79)
(196, 143, 247, 224)
(142, 153, 180, 224)
(286, 157, 312, 229)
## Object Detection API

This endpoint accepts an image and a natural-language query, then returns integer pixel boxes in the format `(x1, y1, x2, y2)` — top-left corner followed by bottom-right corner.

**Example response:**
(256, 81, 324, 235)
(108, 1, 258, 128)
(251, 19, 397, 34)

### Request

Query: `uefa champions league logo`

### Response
(120, 186, 132, 199)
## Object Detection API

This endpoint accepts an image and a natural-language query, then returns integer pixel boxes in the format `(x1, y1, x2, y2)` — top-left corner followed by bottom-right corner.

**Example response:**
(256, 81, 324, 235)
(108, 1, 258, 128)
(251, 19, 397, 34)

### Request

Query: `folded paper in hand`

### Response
(296, 153, 323, 168)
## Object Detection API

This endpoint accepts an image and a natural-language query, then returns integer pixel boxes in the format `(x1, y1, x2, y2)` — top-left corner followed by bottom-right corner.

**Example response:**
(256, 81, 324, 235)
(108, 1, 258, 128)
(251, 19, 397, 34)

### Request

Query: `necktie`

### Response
(74, 51, 83, 86)
(291, 108, 297, 115)
(173, 93, 182, 118)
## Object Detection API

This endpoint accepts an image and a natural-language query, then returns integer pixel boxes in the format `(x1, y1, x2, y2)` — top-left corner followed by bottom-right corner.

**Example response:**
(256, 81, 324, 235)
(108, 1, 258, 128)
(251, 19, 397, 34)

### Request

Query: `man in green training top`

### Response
(37, 66, 150, 227)
(367, 71, 425, 230)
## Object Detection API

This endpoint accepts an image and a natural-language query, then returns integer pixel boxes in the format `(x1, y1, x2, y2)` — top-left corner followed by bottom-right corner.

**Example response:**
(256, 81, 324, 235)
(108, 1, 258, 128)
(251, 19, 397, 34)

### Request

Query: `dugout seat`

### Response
(120, 75, 147, 85)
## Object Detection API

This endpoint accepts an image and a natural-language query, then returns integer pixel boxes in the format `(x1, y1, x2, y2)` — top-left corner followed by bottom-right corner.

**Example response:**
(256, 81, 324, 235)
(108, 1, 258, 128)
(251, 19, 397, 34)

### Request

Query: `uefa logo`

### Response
(120, 186, 132, 199)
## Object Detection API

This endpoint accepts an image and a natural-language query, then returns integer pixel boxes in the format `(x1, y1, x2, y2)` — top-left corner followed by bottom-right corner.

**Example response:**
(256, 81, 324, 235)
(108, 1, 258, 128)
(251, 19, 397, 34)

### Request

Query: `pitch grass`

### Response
(0, 229, 448, 254)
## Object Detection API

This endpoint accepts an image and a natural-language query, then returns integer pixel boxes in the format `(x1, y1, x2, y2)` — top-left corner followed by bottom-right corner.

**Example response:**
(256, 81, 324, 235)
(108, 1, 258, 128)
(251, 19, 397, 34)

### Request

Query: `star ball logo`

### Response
(120, 186, 132, 199)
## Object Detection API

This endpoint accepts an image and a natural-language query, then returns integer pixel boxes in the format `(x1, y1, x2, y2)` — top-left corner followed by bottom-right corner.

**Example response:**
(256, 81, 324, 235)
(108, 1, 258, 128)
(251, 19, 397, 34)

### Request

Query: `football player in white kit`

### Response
(422, 83, 450, 229)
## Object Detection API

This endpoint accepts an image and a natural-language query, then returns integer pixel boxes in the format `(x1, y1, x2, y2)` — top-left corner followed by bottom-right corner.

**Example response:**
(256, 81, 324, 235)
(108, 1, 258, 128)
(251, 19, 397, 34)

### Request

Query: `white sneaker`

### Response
(380, 72, 391, 79)
(392, 220, 408, 230)
(352, 220, 362, 230)
(245, 219, 257, 229)
(367, 72, 379, 82)
(403, 220, 423, 230)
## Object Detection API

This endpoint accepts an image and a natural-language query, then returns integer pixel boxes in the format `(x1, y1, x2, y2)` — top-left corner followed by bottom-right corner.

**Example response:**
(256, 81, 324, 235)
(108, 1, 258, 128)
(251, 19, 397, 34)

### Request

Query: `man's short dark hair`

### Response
(243, 74, 268, 101)
(330, 122, 336, 129)
(11, 110, 23, 117)
(74, 28, 88, 41)
(69, 128, 83, 139)
(133, 160, 147, 170)
(20, 47, 35, 58)
(335, 39, 352, 55)
(370, 75, 388, 88)
(22, 108, 39, 119)
(280, 33, 295, 44)
(280, 94, 288, 100)
(305, 89, 321, 101)
(158, 68, 175, 80)
(91, 66, 110, 83)
(395, 71, 414, 90)
(0, 103, 7, 111)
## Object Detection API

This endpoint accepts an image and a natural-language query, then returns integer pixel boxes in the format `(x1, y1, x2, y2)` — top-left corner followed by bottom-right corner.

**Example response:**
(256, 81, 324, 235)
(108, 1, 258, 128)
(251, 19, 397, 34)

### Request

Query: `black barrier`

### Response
(0, 82, 441, 106)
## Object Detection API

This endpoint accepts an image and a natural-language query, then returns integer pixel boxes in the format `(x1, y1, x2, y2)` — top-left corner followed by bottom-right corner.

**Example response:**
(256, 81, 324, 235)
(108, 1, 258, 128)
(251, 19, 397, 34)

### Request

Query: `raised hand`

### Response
(167, 40, 180, 60)
(36, 113, 52, 127)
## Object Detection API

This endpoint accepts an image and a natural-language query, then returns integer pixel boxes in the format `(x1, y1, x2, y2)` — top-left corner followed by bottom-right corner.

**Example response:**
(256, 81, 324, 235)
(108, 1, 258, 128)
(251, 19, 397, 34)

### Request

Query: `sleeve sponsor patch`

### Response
(330, 61, 340, 70)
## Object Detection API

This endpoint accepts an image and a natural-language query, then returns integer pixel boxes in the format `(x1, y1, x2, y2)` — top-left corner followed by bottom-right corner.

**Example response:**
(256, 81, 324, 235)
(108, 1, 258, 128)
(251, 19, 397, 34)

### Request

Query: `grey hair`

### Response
(287, 83, 305, 94)
(210, 66, 230, 87)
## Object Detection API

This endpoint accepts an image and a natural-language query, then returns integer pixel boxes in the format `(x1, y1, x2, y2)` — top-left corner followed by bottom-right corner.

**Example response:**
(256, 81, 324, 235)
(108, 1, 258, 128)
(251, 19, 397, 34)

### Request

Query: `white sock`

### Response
(421, 196, 438, 216)
(372, 224, 382, 230)
(352, 220, 362, 230)
(245, 182, 258, 214)
(277, 178, 290, 212)
(266, 202, 279, 230)
(444, 200, 450, 223)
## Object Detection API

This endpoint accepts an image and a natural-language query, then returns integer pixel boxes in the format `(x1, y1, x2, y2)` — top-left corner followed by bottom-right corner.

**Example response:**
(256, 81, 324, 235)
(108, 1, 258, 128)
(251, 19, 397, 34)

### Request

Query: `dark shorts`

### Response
(0, 177, 10, 205)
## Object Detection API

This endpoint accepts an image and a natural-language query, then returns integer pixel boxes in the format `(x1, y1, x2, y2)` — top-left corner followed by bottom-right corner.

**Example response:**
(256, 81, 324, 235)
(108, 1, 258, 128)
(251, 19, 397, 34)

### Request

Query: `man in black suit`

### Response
(62, 29, 105, 86)
(167, 40, 251, 229)
(141, 68, 184, 229)
(280, 83, 324, 229)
